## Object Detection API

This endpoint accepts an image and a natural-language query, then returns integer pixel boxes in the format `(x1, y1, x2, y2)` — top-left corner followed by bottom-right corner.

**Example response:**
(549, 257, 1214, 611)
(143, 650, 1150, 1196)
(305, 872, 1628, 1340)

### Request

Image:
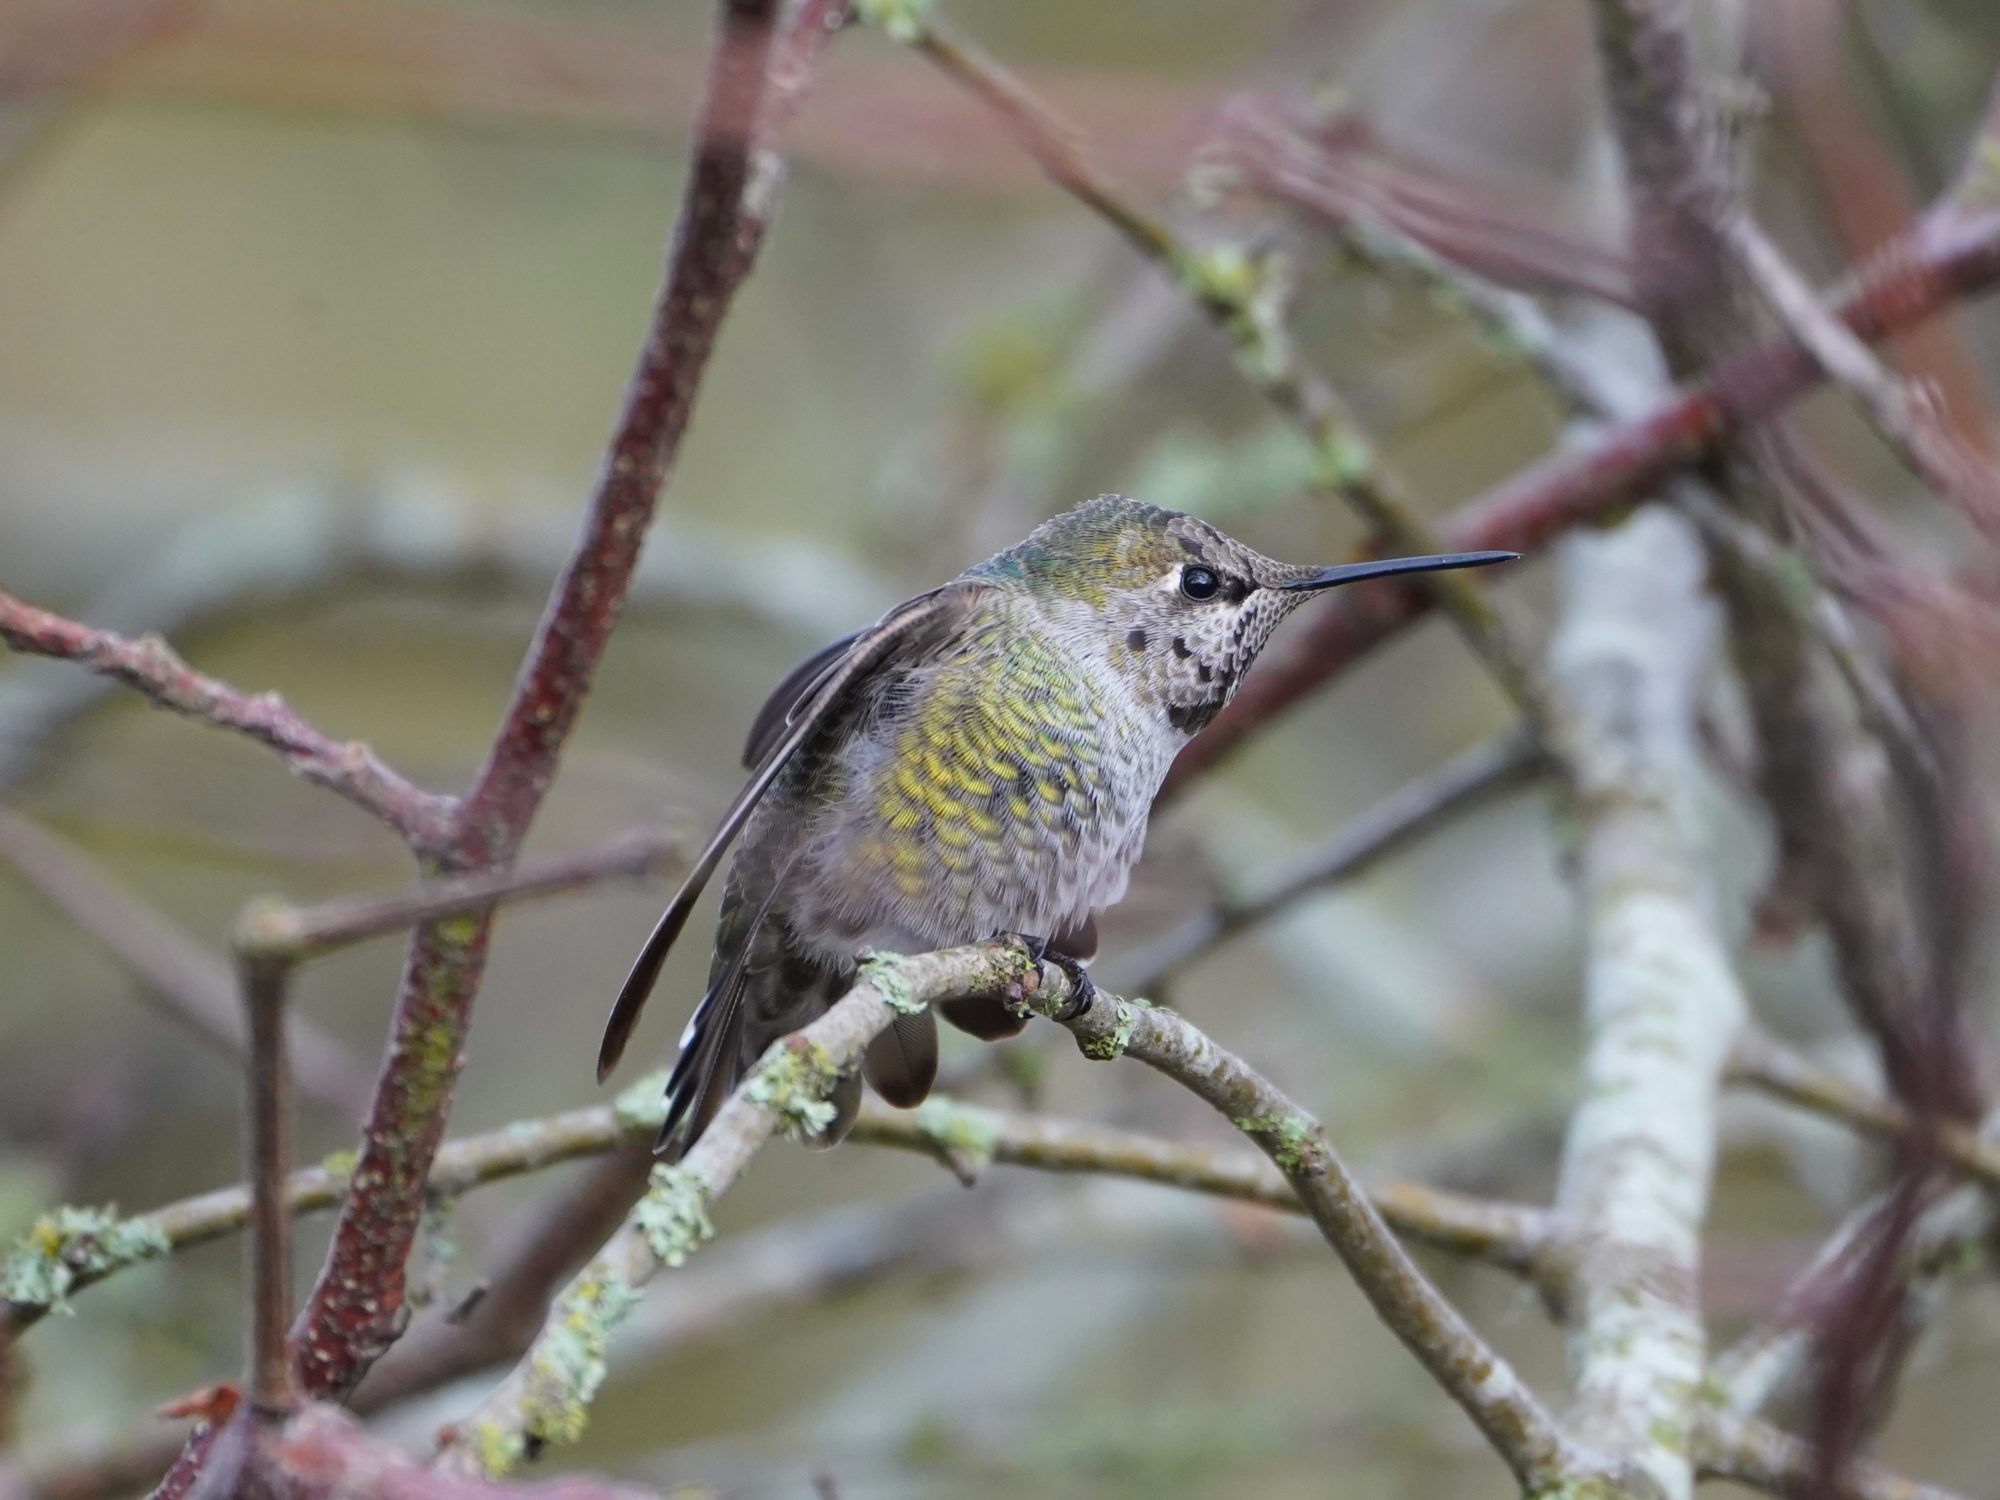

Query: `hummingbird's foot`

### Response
(1046, 952, 1097, 1022)
(998, 931, 1097, 1022)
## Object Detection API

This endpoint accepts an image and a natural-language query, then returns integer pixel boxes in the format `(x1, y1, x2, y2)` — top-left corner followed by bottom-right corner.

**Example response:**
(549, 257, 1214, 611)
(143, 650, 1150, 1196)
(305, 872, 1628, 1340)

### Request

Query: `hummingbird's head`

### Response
(972, 494, 1515, 738)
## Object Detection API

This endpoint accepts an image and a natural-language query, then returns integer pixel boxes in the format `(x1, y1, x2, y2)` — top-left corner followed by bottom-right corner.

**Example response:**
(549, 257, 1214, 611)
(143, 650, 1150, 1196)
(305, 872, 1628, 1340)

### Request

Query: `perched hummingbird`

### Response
(598, 494, 1514, 1158)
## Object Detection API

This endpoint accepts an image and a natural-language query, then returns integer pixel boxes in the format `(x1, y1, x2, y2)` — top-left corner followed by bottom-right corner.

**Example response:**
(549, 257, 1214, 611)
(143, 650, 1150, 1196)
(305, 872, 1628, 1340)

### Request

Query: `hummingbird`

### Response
(598, 494, 1514, 1159)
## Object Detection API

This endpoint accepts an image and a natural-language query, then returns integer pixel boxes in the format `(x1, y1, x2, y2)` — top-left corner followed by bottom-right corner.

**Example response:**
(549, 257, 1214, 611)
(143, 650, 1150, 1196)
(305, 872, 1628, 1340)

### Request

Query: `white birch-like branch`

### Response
(1548, 508, 1743, 1499)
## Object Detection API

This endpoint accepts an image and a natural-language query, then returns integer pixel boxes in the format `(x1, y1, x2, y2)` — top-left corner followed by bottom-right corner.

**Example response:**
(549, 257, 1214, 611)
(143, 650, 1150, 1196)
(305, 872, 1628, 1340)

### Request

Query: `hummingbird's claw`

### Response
(996, 931, 1096, 1021)
(1049, 958, 1096, 1022)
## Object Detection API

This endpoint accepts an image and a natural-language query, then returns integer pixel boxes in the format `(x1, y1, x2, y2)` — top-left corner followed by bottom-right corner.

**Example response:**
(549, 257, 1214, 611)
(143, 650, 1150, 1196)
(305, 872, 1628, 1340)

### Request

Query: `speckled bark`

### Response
(1549, 511, 1741, 1500)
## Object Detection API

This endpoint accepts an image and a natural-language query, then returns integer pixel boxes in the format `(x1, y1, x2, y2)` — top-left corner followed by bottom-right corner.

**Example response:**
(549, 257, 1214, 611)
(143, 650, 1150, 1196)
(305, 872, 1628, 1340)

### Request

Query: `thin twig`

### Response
(0, 590, 457, 852)
(1103, 733, 1543, 994)
(1695, 1409, 1971, 1500)
(1210, 100, 1637, 307)
(255, 1405, 659, 1500)
(233, 833, 686, 967)
(1729, 1029, 2000, 1192)
(2, 1078, 1555, 1339)
(0, 493, 889, 799)
(0, 809, 374, 1117)
(1728, 216, 2000, 543)
(240, 957, 296, 1414)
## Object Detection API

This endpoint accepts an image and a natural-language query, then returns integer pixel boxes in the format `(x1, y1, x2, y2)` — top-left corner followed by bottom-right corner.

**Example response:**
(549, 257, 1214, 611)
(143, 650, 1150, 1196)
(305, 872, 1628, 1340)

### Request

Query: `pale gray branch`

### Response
(1547, 509, 1740, 1499)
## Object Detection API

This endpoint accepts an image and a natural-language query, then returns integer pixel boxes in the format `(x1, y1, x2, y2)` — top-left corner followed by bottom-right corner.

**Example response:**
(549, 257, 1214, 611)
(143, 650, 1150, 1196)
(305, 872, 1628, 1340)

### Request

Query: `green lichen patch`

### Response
(318, 1148, 360, 1183)
(914, 1098, 1001, 1173)
(637, 1164, 714, 1269)
(854, 0, 933, 43)
(1316, 428, 1379, 492)
(505, 1275, 643, 1465)
(1177, 244, 1290, 382)
(858, 952, 926, 1015)
(410, 1199, 459, 1310)
(612, 1070, 673, 1134)
(1179, 243, 1260, 314)
(1232, 1112, 1328, 1176)
(745, 1038, 842, 1140)
(2, 1205, 170, 1313)
(1077, 996, 1151, 1061)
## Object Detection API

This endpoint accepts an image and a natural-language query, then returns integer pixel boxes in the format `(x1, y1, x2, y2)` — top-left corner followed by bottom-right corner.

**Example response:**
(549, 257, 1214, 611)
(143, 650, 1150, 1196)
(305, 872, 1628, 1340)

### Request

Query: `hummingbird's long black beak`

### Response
(1277, 550, 1520, 592)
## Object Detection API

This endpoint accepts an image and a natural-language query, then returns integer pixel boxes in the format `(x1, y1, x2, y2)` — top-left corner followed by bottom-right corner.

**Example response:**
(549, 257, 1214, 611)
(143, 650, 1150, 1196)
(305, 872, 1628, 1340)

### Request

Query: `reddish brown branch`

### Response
(241, 959, 296, 1413)
(282, 0, 849, 1407)
(1213, 100, 1636, 306)
(0, 590, 457, 851)
(1162, 197, 2000, 796)
(256, 1406, 656, 1500)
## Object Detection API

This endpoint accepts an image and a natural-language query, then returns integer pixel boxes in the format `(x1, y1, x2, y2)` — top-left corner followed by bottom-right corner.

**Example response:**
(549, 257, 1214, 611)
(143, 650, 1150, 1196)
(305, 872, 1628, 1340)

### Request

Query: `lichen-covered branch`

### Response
(871, 1098, 1560, 1277)
(4, 1068, 1554, 1339)
(434, 941, 1046, 1474)
(1546, 511, 1740, 1499)
(440, 942, 1581, 1488)
(0, 588, 457, 852)
(1030, 978, 1589, 1491)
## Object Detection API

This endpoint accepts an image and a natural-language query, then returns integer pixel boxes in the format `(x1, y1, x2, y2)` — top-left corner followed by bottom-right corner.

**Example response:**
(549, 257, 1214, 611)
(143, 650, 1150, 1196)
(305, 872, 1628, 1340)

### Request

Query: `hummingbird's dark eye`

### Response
(1180, 565, 1221, 601)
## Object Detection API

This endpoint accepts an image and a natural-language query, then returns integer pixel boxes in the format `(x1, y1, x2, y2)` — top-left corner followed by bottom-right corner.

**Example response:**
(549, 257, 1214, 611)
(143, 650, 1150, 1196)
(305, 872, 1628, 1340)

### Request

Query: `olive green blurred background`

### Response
(5, 2, 2000, 1495)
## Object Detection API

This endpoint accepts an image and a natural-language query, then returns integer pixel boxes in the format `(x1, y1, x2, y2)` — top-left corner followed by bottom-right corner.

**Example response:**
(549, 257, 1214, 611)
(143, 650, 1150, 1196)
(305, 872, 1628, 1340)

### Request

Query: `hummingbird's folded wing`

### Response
(739, 628, 861, 770)
(596, 581, 993, 1081)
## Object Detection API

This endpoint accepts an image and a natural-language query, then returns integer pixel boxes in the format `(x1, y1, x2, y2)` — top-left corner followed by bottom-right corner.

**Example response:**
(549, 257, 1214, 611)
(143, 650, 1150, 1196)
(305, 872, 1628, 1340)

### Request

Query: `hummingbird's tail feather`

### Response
(937, 995, 1031, 1040)
(805, 1071, 863, 1151)
(862, 1009, 939, 1107)
(654, 857, 803, 1156)
(599, 895, 698, 1083)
